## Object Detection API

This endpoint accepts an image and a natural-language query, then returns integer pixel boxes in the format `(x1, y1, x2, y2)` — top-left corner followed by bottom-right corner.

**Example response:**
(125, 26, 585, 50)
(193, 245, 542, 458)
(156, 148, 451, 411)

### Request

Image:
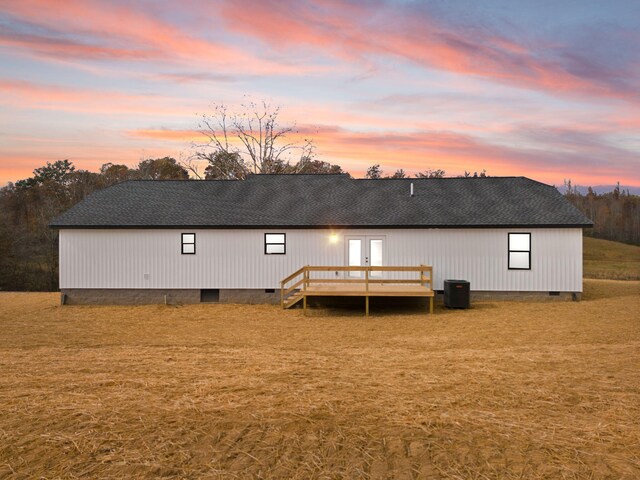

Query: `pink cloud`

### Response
(0, 0, 317, 75)
(218, 0, 638, 102)
(128, 128, 204, 142)
(0, 79, 194, 116)
(0, 30, 156, 61)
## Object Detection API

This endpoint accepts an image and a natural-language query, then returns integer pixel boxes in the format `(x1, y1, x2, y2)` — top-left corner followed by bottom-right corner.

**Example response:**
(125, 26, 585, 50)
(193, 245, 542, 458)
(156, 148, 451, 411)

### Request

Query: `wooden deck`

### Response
(281, 266, 435, 316)
(304, 283, 432, 296)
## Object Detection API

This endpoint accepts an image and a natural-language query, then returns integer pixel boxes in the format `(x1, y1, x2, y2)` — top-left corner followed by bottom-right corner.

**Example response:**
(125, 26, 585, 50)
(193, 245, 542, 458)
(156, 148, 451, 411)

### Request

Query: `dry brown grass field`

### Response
(1, 280, 639, 479)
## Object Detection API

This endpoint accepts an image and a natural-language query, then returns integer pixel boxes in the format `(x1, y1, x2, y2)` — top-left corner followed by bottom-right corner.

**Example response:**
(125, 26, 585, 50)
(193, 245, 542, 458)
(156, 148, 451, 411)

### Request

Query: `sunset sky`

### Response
(0, 0, 639, 187)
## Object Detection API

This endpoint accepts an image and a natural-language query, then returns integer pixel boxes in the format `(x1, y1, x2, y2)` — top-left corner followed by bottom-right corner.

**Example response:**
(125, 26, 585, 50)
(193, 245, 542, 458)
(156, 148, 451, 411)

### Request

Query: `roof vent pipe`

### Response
(410, 182, 414, 197)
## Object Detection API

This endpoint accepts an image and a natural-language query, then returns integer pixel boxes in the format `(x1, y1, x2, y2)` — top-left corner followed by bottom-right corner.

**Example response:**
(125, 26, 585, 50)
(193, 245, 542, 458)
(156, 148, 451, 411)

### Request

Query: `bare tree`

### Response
(194, 101, 318, 179)
(176, 152, 204, 180)
(234, 101, 293, 174)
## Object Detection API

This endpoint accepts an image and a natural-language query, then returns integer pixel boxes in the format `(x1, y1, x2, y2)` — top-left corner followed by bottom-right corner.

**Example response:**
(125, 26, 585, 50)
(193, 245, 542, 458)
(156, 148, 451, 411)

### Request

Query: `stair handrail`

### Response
(280, 266, 307, 308)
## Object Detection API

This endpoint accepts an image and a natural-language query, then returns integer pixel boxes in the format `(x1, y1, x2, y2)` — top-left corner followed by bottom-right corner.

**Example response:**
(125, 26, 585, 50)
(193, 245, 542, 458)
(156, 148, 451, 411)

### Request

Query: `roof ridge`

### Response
(355, 176, 531, 181)
(244, 173, 352, 180)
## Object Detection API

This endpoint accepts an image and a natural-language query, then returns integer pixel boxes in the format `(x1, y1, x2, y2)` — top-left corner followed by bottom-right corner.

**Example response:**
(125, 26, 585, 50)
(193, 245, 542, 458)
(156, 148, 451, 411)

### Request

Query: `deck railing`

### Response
(280, 265, 433, 309)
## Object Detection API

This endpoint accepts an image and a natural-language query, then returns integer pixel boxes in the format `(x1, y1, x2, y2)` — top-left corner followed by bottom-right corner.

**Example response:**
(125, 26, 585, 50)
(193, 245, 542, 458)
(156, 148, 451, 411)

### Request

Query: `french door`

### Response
(345, 235, 385, 278)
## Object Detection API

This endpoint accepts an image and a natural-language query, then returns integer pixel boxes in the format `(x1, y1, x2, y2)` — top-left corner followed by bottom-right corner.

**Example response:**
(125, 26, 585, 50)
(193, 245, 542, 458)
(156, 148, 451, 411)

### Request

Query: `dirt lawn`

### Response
(1, 280, 639, 479)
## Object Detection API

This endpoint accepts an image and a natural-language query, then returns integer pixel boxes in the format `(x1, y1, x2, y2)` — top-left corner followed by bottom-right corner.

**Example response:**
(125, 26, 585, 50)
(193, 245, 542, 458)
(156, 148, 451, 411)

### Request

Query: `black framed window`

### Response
(182, 233, 196, 255)
(508, 233, 530, 270)
(265, 233, 286, 255)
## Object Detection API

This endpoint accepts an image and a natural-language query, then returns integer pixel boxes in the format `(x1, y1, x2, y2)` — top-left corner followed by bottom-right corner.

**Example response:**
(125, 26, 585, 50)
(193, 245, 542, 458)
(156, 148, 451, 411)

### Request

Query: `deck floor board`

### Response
(303, 283, 434, 297)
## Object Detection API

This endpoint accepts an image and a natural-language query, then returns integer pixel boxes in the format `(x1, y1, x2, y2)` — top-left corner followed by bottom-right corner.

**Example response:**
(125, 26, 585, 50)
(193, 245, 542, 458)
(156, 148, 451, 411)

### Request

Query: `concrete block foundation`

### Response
(469, 291, 581, 302)
(61, 288, 581, 305)
(219, 289, 280, 305)
(61, 288, 200, 305)
(61, 288, 281, 305)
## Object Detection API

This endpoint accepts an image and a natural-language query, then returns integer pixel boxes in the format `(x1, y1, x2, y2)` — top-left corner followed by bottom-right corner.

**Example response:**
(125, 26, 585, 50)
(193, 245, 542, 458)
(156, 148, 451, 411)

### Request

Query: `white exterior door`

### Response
(345, 236, 385, 278)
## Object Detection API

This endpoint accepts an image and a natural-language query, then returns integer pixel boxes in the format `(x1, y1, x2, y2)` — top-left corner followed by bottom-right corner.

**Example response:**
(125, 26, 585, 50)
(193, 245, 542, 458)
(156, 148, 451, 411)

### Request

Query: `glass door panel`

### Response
(347, 238, 363, 277)
(369, 238, 383, 278)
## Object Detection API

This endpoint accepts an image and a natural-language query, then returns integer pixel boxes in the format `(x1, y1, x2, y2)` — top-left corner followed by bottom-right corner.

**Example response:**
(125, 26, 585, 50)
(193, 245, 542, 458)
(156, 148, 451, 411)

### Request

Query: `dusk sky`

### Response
(1, 0, 639, 187)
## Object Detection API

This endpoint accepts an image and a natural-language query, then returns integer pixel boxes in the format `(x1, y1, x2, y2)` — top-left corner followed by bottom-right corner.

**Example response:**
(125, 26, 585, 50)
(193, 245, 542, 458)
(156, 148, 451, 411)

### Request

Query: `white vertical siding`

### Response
(59, 228, 584, 292)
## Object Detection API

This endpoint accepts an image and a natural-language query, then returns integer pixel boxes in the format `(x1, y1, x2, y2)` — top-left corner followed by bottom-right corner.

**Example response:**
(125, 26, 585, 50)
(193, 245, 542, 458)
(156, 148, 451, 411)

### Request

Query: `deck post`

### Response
(365, 267, 370, 316)
(303, 295, 307, 316)
(280, 281, 284, 309)
(429, 297, 434, 314)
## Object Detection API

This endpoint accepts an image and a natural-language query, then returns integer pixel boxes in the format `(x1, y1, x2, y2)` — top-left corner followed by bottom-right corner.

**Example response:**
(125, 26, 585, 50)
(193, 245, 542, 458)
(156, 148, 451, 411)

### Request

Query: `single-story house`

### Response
(50, 174, 593, 305)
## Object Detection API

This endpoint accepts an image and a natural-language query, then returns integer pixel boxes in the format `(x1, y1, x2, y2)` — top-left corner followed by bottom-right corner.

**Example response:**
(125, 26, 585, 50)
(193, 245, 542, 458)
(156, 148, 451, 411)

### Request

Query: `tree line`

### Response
(563, 181, 640, 245)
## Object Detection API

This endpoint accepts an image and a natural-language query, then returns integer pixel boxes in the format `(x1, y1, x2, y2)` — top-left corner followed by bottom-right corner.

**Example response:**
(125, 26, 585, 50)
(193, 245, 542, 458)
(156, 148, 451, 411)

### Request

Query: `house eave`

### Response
(49, 223, 594, 230)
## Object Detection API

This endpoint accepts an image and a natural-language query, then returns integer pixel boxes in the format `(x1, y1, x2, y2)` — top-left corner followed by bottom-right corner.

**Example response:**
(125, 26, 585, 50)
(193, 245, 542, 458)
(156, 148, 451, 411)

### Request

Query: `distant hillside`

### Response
(583, 237, 640, 280)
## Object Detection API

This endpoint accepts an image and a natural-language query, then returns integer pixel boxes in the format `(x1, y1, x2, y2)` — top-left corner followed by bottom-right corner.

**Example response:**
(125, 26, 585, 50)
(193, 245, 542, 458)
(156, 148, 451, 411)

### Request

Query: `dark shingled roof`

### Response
(50, 175, 593, 229)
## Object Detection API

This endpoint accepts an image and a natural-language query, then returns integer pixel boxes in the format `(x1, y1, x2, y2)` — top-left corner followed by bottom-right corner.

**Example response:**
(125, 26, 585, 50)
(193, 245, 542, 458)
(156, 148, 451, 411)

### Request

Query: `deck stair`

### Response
(283, 291, 304, 309)
(280, 265, 435, 316)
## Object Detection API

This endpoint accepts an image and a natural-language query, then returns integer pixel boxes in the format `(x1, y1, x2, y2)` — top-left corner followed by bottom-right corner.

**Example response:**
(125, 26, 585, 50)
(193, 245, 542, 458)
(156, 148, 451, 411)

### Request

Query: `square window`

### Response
(265, 233, 286, 255)
(182, 233, 196, 255)
(508, 233, 530, 270)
